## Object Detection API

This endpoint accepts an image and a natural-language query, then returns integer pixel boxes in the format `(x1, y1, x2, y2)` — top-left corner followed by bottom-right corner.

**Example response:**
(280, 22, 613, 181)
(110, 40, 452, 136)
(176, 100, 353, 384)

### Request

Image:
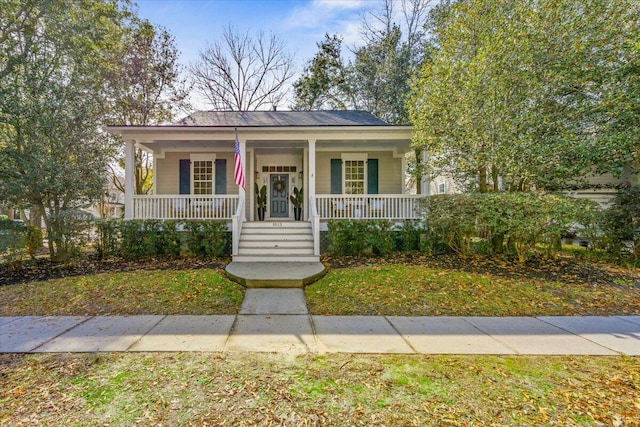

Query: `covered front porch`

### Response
(107, 110, 417, 261)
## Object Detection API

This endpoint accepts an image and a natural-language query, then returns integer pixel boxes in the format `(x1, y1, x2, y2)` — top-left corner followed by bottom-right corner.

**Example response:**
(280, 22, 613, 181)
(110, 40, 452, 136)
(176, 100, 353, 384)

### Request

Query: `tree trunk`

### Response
(478, 165, 488, 193)
(491, 165, 499, 192)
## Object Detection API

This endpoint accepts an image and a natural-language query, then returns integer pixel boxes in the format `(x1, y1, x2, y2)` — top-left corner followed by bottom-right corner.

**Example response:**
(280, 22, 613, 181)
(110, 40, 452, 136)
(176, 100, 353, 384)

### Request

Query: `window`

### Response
(438, 182, 446, 194)
(191, 154, 216, 195)
(344, 160, 365, 194)
(342, 153, 367, 195)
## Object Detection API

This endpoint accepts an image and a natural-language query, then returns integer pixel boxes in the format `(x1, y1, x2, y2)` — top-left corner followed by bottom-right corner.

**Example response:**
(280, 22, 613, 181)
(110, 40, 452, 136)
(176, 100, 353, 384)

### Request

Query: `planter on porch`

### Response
(255, 183, 267, 221)
(290, 186, 303, 221)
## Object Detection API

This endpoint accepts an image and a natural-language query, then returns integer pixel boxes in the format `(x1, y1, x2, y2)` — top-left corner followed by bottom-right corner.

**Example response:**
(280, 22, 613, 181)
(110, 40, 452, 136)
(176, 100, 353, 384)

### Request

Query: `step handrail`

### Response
(231, 193, 245, 256)
(309, 194, 320, 256)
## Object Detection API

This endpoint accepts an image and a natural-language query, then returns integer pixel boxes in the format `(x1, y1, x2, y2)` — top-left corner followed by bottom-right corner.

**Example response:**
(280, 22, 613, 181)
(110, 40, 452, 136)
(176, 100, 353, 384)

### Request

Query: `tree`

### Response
(291, 34, 352, 111)
(109, 19, 191, 195)
(190, 26, 294, 111)
(0, 0, 129, 260)
(291, 0, 432, 191)
(409, 0, 639, 193)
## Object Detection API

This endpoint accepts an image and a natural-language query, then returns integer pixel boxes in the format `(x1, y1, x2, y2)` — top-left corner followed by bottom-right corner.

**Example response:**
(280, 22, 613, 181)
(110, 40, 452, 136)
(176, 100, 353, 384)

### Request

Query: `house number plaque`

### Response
(272, 222, 283, 227)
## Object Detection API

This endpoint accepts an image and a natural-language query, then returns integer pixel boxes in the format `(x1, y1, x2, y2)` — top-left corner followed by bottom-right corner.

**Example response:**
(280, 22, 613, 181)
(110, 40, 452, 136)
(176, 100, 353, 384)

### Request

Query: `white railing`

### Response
(315, 194, 424, 220)
(309, 195, 320, 256)
(132, 195, 239, 220)
(231, 193, 245, 256)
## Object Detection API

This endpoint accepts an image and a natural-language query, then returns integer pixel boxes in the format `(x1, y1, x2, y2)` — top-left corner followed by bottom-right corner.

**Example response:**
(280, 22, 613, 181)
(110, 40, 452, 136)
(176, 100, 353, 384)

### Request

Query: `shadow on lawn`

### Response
(0, 256, 228, 287)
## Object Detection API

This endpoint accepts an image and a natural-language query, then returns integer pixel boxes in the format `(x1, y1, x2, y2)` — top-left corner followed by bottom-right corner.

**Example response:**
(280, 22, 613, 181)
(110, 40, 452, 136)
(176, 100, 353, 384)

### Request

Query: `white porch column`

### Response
(124, 140, 135, 219)
(248, 147, 254, 221)
(239, 138, 247, 220)
(308, 139, 316, 212)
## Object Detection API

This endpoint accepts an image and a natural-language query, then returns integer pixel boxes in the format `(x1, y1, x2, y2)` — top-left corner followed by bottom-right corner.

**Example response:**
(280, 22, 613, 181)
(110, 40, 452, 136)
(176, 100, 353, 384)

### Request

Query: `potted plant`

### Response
(290, 186, 303, 221)
(255, 183, 267, 221)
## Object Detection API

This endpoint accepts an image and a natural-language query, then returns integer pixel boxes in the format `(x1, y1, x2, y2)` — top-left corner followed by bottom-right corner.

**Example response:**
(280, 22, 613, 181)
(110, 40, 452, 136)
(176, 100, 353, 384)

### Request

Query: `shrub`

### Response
(424, 193, 595, 262)
(25, 226, 43, 259)
(364, 220, 395, 256)
(184, 220, 228, 258)
(601, 186, 640, 260)
(95, 218, 121, 258)
(0, 218, 26, 264)
(47, 209, 94, 261)
(120, 220, 181, 260)
(393, 220, 423, 251)
(328, 220, 367, 255)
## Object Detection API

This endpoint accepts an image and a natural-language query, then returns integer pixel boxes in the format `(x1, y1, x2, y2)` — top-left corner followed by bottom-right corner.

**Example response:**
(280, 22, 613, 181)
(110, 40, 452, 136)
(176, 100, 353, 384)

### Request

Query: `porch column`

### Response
(239, 138, 247, 220)
(308, 139, 316, 215)
(124, 139, 135, 219)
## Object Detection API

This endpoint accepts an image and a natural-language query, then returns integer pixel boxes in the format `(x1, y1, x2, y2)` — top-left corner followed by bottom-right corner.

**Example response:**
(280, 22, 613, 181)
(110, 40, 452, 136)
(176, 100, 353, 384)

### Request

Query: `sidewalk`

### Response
(1, 290, 639, 355)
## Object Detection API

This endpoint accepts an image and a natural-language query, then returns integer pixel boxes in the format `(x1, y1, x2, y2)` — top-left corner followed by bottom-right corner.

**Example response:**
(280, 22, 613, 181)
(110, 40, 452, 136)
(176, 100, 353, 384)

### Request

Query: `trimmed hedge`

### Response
(328, 219, 408, 256)
(424, 192, 600, 262)
(95, 219, 229, 260)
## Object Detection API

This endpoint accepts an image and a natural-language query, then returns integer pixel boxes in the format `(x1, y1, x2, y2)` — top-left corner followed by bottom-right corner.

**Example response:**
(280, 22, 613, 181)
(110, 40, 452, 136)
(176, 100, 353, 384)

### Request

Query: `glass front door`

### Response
(270, 174, 289, 218)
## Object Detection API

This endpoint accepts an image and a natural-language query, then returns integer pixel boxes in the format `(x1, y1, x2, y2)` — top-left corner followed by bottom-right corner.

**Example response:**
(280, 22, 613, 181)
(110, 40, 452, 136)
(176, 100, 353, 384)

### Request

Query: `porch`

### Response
(130, 194, 424, 262)
(131, 194, 423, 221)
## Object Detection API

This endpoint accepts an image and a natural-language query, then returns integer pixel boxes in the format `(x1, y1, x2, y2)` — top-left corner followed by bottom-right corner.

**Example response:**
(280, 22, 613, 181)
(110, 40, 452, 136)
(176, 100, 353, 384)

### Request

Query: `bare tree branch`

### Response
(189, 25, 294, 111)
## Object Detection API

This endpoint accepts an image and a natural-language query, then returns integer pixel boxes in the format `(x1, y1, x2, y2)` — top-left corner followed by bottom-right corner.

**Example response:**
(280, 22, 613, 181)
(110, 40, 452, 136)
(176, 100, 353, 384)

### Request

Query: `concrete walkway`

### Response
(1, 290, 639, 355)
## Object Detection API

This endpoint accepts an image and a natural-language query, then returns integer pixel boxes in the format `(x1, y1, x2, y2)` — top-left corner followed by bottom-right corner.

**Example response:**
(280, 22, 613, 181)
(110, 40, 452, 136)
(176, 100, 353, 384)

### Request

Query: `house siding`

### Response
(156, 152, 238, 195)
(315, 151, 402, 194)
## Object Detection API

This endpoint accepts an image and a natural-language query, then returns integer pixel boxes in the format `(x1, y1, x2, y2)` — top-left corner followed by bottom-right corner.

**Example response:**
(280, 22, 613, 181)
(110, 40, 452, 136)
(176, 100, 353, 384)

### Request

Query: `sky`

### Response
(134, 0, 379, 109)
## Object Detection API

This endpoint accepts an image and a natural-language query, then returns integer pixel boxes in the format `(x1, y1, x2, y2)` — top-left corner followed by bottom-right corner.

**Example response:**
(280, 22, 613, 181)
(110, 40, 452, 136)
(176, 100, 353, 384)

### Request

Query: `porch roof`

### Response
(105, 110, 413, 154)
(175, 110, 390, 127)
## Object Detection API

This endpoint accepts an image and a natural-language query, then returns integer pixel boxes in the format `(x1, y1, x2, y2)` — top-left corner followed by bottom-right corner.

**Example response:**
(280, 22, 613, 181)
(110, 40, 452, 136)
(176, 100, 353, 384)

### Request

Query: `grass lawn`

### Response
(0, 253, 638, 316)
(1, 353, 638, 426)
(306, 262, 640, 316)
(0, 268, 244, 316)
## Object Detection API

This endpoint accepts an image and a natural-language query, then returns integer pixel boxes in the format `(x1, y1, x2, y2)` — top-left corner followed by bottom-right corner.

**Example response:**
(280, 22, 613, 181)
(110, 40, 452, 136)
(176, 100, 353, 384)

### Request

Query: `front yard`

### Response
(0, 253, 638, 317)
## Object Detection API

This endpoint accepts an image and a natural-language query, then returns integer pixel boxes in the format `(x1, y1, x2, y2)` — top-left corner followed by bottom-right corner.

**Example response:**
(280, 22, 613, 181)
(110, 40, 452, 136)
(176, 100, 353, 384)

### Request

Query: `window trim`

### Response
(341, 153, 368, 195)
(438, 182, 446, 194)
(190, 154, 216, 195)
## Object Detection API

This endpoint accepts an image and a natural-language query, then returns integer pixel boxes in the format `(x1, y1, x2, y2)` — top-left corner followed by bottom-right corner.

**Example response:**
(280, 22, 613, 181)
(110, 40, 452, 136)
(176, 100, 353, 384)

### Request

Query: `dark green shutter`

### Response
(330, 159, 342, 194)
(215, 159, 227, 194)
(367, 159, 378, 194)
(179, 159, 190, 194)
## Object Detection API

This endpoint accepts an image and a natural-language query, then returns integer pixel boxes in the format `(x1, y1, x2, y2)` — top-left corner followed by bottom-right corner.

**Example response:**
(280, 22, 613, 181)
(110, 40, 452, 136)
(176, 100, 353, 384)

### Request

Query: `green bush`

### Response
(328, 220, 367, 255)
(95, 218, 122, 258)
(184, 220, 228, 258)
(47, 209, 94, 262)
(25, 226, 43, 259)
(425, 193, 596, 262)
(601, 186, 640, 260)
(120, 220, 181, 260)
(0, 218, 27, 264)
(328, 220, 397, 256)
(393, 220, 423, 251)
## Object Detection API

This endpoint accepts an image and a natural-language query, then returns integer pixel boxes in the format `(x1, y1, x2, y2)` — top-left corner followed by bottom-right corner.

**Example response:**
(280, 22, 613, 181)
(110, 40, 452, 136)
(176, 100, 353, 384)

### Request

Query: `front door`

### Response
(270, 174, 289, 218)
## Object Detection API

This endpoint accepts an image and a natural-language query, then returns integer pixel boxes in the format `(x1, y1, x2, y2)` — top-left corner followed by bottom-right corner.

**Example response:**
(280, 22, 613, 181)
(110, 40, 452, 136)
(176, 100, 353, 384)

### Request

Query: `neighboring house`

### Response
(565, 166, 639, 207)
(87, 178, 125, 219)
(106, 110, 417, 262)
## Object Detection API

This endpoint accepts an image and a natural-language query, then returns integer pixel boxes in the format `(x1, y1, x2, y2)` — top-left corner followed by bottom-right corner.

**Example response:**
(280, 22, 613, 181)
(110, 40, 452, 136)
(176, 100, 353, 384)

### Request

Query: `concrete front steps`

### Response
(233, 221, 318, 263)
(225, 221, 325, 288)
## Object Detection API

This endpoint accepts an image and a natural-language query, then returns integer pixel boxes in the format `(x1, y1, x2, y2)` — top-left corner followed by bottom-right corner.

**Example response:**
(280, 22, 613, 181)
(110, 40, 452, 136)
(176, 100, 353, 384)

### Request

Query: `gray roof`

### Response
(175, 110, 389, 127)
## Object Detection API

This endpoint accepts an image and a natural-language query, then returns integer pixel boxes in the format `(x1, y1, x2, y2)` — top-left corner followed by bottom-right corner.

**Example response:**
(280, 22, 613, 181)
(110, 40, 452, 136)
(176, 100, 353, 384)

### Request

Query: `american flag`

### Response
(234, 133, 245, 189)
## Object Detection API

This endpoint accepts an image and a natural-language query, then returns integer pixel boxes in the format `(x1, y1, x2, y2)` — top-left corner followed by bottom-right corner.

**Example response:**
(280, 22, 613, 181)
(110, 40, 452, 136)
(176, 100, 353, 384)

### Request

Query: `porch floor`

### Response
(225, 262, 326, 288)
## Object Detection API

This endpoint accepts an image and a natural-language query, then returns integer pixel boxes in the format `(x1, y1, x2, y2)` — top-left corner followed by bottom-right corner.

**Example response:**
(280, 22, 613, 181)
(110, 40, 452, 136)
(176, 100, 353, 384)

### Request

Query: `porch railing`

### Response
(132, 195, 240, 220)
(315, 194, 424, 220)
